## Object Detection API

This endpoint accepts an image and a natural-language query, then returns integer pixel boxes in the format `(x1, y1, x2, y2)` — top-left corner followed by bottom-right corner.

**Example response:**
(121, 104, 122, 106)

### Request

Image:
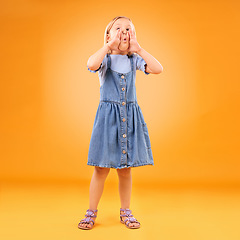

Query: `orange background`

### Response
(1, 0, 240, 186)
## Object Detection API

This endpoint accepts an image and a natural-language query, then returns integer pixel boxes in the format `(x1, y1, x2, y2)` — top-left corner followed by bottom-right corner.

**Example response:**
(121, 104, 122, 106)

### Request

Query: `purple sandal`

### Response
(78, 209, 98, 230)
(120, 208, 141, 229)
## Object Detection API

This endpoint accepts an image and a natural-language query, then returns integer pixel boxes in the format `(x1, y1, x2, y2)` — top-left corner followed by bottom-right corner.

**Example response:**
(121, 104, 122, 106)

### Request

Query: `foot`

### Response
(120, 208, 141, 229)
(78, 209, 98, 230)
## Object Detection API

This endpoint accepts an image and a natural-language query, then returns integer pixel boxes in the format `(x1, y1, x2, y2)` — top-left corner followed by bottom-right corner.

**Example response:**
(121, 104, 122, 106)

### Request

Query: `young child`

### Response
(78, 16, 163, 230)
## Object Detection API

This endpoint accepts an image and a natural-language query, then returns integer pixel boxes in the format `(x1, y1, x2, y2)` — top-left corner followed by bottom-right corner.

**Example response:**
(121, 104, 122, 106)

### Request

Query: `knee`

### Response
(94, 167, 110, 178)
(117, 167, 131, 178)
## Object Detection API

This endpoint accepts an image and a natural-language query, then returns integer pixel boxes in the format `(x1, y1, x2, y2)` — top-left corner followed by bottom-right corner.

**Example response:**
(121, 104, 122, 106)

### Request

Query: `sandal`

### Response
(120, 208, 141, 229)
(78, 209, 98, 230)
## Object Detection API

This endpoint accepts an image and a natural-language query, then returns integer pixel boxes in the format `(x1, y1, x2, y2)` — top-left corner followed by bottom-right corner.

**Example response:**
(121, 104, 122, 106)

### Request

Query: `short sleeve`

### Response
(87, 55, 107, 73)
(135, 54, 150, 75)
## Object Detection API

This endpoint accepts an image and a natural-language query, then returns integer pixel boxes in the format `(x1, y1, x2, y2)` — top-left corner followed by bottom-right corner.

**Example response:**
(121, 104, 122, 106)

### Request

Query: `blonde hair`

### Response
(104, 16, 137, 57)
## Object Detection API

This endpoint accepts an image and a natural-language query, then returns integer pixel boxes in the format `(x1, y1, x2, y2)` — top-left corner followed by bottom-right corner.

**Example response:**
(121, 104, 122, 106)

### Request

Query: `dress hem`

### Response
(87, 162, 154, 169)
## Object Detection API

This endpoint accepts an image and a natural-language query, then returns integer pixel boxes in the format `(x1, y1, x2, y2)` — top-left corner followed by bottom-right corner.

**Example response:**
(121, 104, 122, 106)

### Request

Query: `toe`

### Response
(133, 222, 139, 228)
(87, 224, 92, 228)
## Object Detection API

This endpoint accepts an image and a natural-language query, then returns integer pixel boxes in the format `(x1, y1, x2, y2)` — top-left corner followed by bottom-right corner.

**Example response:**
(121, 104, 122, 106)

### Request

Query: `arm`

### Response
(136, 48, 163, 74)
(87, 44, 110, 71)
(87, 29, 121, 71)
(128, 29, 163, 74)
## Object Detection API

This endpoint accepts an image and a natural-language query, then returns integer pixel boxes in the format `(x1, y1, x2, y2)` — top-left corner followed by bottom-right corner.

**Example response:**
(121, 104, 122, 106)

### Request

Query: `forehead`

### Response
(112, 18, 132, 27)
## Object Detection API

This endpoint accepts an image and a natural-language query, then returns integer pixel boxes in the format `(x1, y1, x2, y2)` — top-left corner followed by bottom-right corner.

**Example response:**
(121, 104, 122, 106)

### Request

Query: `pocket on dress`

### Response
(142, 123, 151, 149)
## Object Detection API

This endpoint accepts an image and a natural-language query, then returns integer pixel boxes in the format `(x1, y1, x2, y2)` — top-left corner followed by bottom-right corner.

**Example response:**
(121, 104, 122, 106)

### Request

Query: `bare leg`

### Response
(117, 167, 132, 209)
(117, 167, 140, 228)
(89, 167, 110, 209)
(79, 166, 110, 229)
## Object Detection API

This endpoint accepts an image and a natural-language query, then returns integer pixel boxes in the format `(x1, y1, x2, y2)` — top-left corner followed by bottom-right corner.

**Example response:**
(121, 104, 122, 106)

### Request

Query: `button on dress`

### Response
(87, 53, 154, 169)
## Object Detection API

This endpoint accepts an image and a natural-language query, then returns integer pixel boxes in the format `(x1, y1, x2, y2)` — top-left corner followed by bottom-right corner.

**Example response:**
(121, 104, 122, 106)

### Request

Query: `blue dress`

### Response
(87, 53, 154, 169)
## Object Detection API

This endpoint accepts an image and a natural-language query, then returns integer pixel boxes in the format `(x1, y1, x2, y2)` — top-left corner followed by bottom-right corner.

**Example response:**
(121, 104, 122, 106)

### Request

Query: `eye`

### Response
(126, 28, 130, 31)
(116, 27, 120, 30)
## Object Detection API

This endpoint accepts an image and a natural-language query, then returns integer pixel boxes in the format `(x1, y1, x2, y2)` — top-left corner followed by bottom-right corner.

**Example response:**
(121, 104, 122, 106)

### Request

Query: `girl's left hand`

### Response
(128, 29, 142, 53)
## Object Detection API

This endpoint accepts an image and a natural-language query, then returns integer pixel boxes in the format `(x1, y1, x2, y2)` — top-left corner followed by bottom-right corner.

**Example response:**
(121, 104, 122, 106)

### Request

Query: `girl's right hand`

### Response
(107, 29, 121, 51)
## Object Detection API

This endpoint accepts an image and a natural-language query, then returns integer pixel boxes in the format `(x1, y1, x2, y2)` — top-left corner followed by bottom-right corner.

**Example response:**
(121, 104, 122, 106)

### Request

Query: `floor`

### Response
(0, 180, 239, 240)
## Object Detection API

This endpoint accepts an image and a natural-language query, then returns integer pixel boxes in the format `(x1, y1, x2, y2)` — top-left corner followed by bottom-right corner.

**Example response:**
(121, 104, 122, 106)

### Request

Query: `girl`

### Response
(78, 16, 163, 230)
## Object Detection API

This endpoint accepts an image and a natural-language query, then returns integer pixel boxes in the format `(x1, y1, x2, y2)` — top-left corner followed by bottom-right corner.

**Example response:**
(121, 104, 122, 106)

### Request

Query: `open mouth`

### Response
(121, 34, 127, 41)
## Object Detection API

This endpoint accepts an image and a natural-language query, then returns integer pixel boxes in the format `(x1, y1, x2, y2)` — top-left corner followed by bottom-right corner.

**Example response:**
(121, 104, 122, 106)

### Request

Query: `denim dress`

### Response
(87, 53, 154, 169)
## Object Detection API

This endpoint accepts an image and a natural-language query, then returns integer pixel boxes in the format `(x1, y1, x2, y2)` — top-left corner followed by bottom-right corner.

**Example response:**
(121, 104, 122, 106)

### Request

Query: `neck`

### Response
(111, 50, 128, 55)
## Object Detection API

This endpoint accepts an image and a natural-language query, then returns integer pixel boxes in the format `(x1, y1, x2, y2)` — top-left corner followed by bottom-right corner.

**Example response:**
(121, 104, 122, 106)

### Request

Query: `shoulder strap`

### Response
(129, 54, 134, 72)
(107, 53, 111, 69)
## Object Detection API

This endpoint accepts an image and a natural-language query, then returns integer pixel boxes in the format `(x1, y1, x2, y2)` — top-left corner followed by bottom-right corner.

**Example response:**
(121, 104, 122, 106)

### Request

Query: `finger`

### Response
(114, 29, 118, 36)
(118, 29, 121, 38)
(129, 29, 133, 37)
(128, 29, 133, 40)
(114, 30, 118, 38)
(128, 31, 131, 41)
(114, 29, 120, 40)
(132, 29, 136, 39)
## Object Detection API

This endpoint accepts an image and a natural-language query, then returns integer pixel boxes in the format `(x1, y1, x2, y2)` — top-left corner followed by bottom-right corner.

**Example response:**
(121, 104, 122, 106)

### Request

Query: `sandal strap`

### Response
(120, 208, 133, 217)
(125, 217, 140, 227)
(80, 217, 94, 225)
(85, 209, 98, 218)
(120, 208, 140, 226)
(79, 209, 98, 225)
